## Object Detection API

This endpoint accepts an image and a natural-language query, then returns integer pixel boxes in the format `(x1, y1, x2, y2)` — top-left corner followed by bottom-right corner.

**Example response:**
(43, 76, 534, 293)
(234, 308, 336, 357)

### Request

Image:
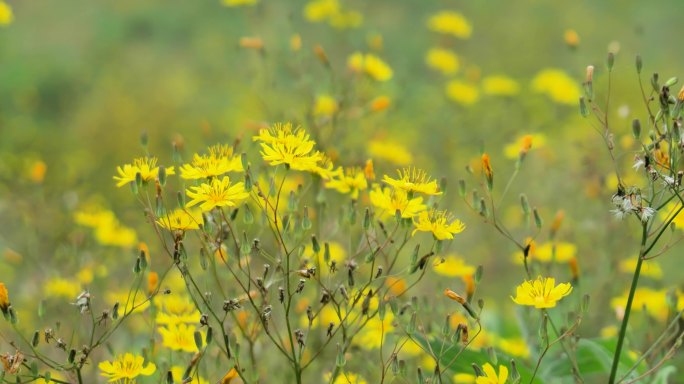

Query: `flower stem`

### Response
(608, 223, 648, 383)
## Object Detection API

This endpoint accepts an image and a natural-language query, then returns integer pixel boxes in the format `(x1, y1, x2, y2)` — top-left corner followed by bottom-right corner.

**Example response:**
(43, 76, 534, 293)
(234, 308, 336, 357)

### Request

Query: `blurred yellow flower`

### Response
(497, 337, 530, 358)
(619, 258, 662, 279)
(312, 152, 340, 180)
(482, 75, 520, 96)
(159, 323, 201, 352)
(156, 294, 201, 326)
(353, 310, 394, 350)
(74, 207, 116, 228)
(325, 167, 368, 199)
(531, 69, 581, 105)
(413, 210, 466, 240)
(325, 372, 368, 384)
(0, 283, 9, 313)
(170, 365, 209, 384)
(98, 353, 156, 383)
(347, 52, 393, 81)
(446, 80, 480, 106)
(0, 1, 13, 26)
(427, 11, 472, 39)
(533, 241, 576, 263)
(370, 186, 426, 219)
(186, 176, 249, 211)
(659, 202, 684, 230)
(107, 290, 150, 314)
(180, 144, 243, 180)
(94, 221, 137, 247)
(433, 255, 475, 277)
(44, 278, 81, 299)
(113, 157, 175, 187)
(511, 276, 572, 308)
(367, 140, 413, 165)
(476, 363, 508, 384)
(426, 48, 460, 75)
(383, 167, 442, 195)
(313, 94, 339, 117)
(504, 134, 545, 159)
(304, 0, 340, 22)
(453, 373, 477, 383)
(222, 0, 258, 6)
(156, 209, 203, 231)
(220, 368, 239, 384)
(611, 287, 670, 321)
(329, 10, 363, 29)
(253, 123, 322, 171)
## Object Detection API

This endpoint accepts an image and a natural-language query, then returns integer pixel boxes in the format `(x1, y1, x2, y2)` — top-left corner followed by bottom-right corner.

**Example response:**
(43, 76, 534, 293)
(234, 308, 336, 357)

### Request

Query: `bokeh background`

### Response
(1, 0, 684, 382)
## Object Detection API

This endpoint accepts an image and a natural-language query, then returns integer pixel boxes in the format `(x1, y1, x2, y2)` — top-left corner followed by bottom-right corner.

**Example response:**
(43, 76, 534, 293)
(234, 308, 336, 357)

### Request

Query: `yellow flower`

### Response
(497, 337, 530, 358)
(186, 176, 249, 211)
(156, 209, 203, 231)
(313, 95, 339, 117)
(113, 157, 175, 187)
(325, 167, 368, 199)
(446, 80, 480, 106)
(534, 242, 576, 263)
(0, 283, 9, 313)
(158, 323, 201, 353)
(44, 278, 81, 299)
(619, 258, 662, 279)
(426, 48, 460, 75)
(367, 140, 413, 165)
(74, 206, 117, 228)
(482, 75, 520, 96)
(347, 52, 393, 81)
(304, 0, 339, 22)
(476, 363, 508, 384)
(253, 123, 322, 171)
(107, 290, 150, 314)
(329, 10, 363, 29)
(511, 276, 573, 308)
(324, 371, 368, 384)
(220, 368, 239, 383)
(504, 134, 545, 159)
(179, 144, 243, 180)
(303, 241, 346, 277)
(453, 373, 477, 383)
(0, 1, 13, 26)
(611, 287, 670, 321)
(659, 203, 684, 230)
(564, 29, 580, 48)
(94, 221, 138, 248)
(427, 11, 472, 39)
(156, 294, 201, 326)
(312, 152, 340, 180)
(383, 167, 442, 195)
(433, 255, 475, 277)
(531, 69, 581, 105)
(370, 186, 426, 219)
(222, 0, 258, 6)
(98, 353, 156, 383)
(412, 210, 466, 240)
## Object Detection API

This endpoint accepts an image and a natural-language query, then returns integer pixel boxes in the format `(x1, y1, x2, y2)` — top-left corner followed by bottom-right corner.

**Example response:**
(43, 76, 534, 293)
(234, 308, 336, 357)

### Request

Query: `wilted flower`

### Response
(476, 363, 508, 384)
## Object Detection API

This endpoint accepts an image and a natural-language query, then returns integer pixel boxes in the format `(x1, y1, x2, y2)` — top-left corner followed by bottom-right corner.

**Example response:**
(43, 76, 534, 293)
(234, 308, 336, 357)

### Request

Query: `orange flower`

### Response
(370, 96, 391, 112)
(221, 368, 239, 383)
(0, 283, 9, 313)
(481, 153, 493, 180)
(147, 272, 159, 296)
(444, 288, 466, 304)
(239, 37, 263, 49)
(520, 135, 533, 155)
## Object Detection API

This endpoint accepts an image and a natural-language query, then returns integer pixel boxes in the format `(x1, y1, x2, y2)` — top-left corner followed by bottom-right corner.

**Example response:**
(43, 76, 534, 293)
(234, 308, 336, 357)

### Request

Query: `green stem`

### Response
(608, 223, 648, 383)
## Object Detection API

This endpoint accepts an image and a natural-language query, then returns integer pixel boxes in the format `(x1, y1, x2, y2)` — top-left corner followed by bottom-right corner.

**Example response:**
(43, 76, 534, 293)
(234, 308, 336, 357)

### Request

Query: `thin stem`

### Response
(608, 223, 648, 383)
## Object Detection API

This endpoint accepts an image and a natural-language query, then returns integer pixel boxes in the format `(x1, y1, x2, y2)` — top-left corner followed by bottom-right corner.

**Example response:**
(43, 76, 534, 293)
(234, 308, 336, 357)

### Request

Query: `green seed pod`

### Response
(533, 207, 543, 229)
(606, 52, 614, 71)
(336, 343, 346, 367)
(458, 179, 466, 197)
(632, 119, 641, 139)
(206, 326, 213, 345)
(363, 208, 371, 230)
(579, 96, 589, 117)
(158, 166, 167, 186)
(194, 330, 203, 350)
(32, 330, 40, 347)
(635, 54, 643, 74)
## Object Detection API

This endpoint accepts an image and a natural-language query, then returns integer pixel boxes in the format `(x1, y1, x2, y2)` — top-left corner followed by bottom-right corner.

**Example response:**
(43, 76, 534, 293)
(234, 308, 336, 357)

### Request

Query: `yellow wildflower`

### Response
(511, 276, 573, 308)
(427, 11, 472, 39)
(0, 1, 12, 26)
(453, 373, 477, 383)
(531, 69, 581, 105)
(220, 368, 239, 383)
(156, 209, 203, 231)
(44, 278, 81, 299)
(476, 363, 508, 384)
(304, 0, 339, 22)
(367, 140, 413, 165)
(222, 0, 258, 6)
(611, 287, 670, 321)
(619, 258, 662, 279)
(313, 95, 339, 117)
(433, 255, 475, 277)
(312, 152, 340, 180)
(186, 176, 249, 211)
(0, 283, 9, 313)
(413, 210, 466, 240)
(347, 52, 393, 81)
(534, 242, 576, 263)
(179, 144, 243, 180)
(325, 371, 368, 384)
(659, 203, 684, 230)
(370, 185, 426, 219)
(170, 366, 209, 384)
(156, 294, 201, 326)
(253, 123, 322, 171)
(482, 75, 520, 96)
(426, 48, 460, 75)
(325, 167, 368, 199)
(383, 167, 442, 195)
(329, 10, 363, 29)
(113, 157, 175, 187)
(98, 353, 156, 383)
(504, 134, 545, 159)
(158, 323, 201, 353)
(497, 337, 530, 358)
(94, 221, 137, 247)
(446, 80, 480, 106)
